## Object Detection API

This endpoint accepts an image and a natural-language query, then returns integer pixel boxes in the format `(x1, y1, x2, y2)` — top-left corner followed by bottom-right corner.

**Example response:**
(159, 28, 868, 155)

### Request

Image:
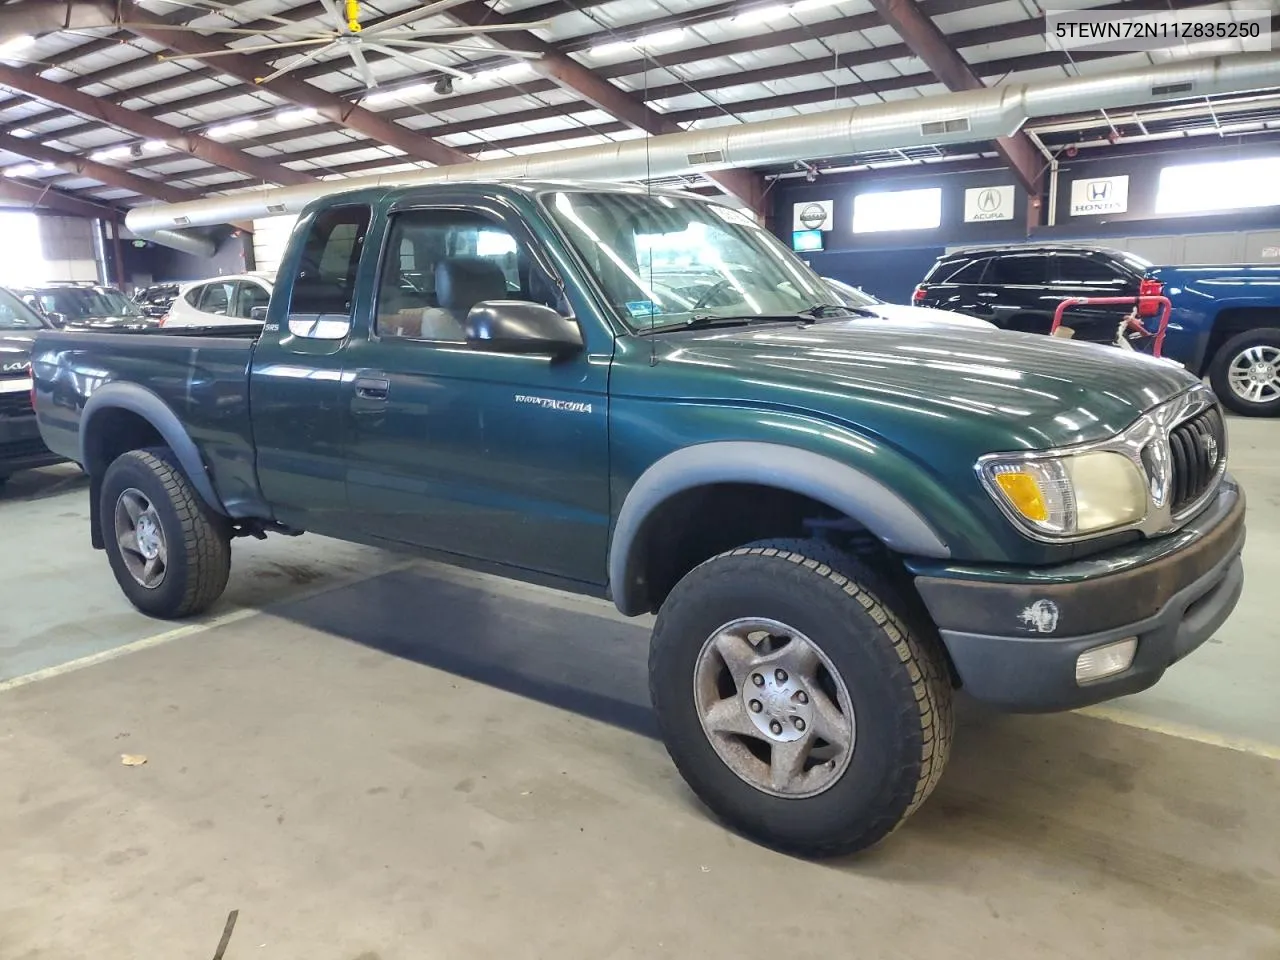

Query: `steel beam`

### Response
(0, 130, 196, 204)
(117, 3, 469, 168)
(0, 62, 315, 186)
(868, 0, 1043, 195)
(0, 177, 121, 219)
(442, 0, 765, 212)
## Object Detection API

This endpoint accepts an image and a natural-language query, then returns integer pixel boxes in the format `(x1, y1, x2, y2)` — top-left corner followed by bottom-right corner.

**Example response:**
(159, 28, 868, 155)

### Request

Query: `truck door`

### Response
(341, 202, 610, 586)
(249, 203, 372, 532)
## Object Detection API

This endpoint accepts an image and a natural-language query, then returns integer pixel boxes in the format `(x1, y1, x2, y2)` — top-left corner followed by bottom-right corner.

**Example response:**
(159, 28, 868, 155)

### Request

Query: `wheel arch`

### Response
(81, 383, 227, 549)
(608, 442, 950, 616)
(1204, 305, 1280, 372)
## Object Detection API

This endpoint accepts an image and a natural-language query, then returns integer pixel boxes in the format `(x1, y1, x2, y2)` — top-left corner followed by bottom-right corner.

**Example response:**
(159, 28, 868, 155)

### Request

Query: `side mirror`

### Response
(46, 312, 67, 327)
(249, 306, 269, 322)
(465, 301, 583, 357)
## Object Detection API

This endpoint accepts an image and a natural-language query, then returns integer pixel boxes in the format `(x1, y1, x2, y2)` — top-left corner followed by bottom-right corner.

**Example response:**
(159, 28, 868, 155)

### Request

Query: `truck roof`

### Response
(305, 178, 720, 210)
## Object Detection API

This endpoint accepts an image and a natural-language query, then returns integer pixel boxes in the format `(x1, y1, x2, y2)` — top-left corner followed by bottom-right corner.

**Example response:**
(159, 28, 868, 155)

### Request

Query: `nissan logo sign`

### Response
(798, 203, 828, 229)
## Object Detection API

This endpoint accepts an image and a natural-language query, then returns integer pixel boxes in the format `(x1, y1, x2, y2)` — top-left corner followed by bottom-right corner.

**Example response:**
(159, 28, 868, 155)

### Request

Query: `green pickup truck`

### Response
(32, 182, 1244, 857)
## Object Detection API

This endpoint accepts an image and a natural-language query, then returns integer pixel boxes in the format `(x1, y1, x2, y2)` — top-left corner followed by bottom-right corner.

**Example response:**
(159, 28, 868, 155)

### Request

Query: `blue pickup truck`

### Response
(1149, 263, 1280, 416)
(915, 245, 1280, 416)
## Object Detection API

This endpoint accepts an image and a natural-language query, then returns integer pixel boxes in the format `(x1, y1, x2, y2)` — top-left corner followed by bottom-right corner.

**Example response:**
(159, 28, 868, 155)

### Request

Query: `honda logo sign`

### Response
(1070, 176, 1129, 217)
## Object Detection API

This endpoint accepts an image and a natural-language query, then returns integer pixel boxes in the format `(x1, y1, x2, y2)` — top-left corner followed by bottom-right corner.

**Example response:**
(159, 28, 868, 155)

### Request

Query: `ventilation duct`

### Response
(127, 52, 1280, 236)
(147, 227, 217, 259)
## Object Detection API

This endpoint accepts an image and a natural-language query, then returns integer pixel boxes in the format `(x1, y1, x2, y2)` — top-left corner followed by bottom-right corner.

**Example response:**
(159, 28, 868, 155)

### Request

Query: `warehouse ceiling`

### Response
(0, 0, 1278, 218)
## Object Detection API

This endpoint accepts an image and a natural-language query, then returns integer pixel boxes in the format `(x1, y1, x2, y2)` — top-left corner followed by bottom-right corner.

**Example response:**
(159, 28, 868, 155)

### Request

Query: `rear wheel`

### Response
(1210, 328, 1280, 416)
(100, 448, 231, 618)
(649, 540, 953, 858)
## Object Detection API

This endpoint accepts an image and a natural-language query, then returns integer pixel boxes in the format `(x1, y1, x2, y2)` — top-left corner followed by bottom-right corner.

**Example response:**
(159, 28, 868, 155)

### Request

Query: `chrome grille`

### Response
(1169, 405, 1225, 515)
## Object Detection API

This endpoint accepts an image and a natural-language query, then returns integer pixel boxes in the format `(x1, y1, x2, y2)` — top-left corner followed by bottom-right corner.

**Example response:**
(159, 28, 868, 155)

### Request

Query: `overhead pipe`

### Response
(147, 227, 217, 259)
(127, 52, 1280, 235)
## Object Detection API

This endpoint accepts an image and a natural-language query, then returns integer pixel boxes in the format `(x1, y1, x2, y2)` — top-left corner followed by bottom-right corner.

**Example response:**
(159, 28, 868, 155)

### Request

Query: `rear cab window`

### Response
(286, 204, 372, 339)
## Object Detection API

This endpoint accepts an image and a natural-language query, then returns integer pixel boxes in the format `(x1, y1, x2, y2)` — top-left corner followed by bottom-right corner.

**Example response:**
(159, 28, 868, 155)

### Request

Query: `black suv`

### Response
(914, 244, 1158, 341)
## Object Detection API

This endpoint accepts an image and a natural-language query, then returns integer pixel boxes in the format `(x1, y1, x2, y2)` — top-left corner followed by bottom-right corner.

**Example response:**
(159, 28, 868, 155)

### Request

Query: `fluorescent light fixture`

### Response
(792, 0, 841, 10)
(591, 26, 686, 57)
(89, 145, 131, 161)
(143, 140, 167, 152)
(363, 83, 430, 104)
(472, 62, 533, 83)
(10, 128, 32, 138)
(588, 39, 633, 57)
(206, 118, 258, 138)
(276, 107, 318, 123)
(0, 35, 35, 58)
(641, 27, 686, 46)
(3, 163, 40, 177)
(733, 4, 791, 24)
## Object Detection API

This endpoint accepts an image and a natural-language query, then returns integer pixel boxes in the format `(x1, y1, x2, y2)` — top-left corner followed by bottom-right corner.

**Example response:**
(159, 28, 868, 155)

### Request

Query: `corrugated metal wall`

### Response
(39, 216, 99, 282)
(251, 215, 298, 276)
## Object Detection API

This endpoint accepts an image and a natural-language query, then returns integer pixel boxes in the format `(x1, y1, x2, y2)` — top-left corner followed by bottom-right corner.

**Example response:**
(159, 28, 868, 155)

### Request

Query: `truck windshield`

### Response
(545, 190, 843, 332)
(35, 287, 142, 320)
(0, 288, 46, 330)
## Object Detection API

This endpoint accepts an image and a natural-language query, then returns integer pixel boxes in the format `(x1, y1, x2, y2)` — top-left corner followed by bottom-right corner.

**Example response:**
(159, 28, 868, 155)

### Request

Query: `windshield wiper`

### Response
(796, 303, 859, 322)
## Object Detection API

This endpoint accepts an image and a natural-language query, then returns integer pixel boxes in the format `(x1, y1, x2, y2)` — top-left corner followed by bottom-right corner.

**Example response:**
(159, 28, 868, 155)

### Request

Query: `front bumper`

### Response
(0, 378, 61, 476)
(913, 478, 1245, 712)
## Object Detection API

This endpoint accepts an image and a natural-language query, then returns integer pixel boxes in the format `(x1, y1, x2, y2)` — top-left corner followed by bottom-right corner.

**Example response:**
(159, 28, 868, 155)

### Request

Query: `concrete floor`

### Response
(1, 420, 1278, 959)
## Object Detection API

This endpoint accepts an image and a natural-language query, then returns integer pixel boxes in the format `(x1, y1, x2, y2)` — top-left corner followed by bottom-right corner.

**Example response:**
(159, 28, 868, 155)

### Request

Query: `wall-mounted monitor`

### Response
(792, 229, 824, 252)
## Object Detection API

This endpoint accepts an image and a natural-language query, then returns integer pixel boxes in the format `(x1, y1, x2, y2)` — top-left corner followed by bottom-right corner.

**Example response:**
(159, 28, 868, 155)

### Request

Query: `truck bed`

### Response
(31, 326, 264, 515)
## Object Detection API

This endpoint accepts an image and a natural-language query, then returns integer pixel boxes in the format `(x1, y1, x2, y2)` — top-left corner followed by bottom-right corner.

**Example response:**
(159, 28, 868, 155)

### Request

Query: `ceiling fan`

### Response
(133, 0, 549, 89)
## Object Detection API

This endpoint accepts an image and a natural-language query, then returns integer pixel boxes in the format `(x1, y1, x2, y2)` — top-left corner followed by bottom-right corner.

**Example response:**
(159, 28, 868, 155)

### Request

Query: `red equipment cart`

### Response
(1049, 295, 1173, 358)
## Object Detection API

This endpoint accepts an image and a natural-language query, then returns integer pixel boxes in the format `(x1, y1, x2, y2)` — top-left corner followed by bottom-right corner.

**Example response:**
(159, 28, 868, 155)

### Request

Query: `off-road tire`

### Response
(100, 447, 231, 619)
(649, 538, 953, 858)
(1209, 328, 1280, 417)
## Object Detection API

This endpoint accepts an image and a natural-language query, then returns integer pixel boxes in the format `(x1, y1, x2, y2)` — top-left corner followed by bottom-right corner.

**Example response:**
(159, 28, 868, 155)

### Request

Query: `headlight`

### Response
(981, 450, 1147, 538)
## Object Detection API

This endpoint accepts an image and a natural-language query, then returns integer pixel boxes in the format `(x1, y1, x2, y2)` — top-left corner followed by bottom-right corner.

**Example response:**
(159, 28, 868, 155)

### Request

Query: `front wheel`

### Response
(1209, 328, 1280, 416)
(100, 448, 231, 619)
(649, 541, 953, 858)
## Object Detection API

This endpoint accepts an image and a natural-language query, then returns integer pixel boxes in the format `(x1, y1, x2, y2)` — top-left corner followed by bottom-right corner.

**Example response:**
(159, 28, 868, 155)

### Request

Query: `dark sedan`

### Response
(0, 288, 63, 487)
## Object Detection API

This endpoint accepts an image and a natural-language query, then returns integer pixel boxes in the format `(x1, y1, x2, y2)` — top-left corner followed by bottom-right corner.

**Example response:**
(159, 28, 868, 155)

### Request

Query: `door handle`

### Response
(354, 372, 390, 401)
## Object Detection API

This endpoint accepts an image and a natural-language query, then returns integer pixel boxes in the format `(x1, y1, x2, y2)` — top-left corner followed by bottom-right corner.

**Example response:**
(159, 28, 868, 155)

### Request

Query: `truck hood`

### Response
(656, 320, 1197, 452)
(852, 302, 996, 329)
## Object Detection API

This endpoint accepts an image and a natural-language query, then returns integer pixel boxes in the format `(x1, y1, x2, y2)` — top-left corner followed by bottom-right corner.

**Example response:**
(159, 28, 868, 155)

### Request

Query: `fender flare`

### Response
(608, 441, 950, 615)
(80, 381, 227, 515)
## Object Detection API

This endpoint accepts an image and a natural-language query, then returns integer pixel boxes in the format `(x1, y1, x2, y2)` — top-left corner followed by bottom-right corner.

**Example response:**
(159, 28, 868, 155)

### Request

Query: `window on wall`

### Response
(1156, 157, 1280, 215)
(0, 212, 49, 286)
(852, 187, 942, 234)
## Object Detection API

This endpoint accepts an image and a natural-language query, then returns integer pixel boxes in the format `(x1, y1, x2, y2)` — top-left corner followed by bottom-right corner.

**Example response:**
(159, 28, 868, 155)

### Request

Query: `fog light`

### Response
(1075, 637, 1138, 684)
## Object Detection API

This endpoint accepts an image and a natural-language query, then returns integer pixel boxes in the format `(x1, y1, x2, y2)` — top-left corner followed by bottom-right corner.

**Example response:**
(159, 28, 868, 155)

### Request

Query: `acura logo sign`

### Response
(976, 189, 1002, 212)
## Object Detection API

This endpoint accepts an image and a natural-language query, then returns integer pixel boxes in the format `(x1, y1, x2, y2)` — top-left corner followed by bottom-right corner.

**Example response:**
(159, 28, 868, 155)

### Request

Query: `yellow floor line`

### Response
(1077, 704, 1280, 761)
